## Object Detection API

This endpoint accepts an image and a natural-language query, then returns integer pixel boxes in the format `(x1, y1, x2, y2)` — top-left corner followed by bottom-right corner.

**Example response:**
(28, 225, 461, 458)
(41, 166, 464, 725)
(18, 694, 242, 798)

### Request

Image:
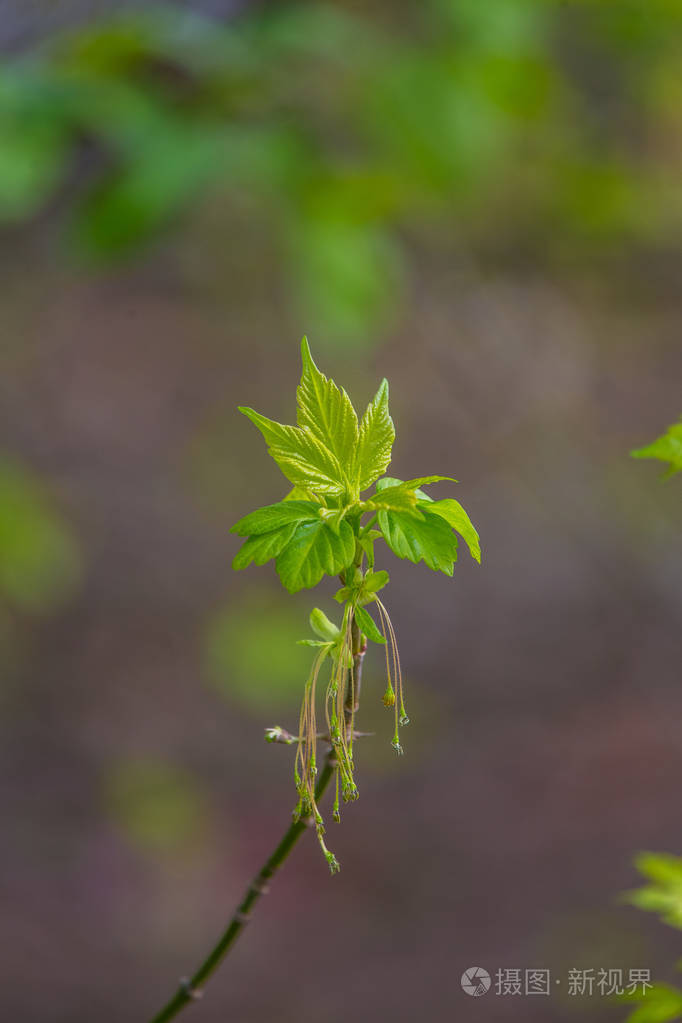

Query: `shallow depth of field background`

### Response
(1, 2, 681, 1021)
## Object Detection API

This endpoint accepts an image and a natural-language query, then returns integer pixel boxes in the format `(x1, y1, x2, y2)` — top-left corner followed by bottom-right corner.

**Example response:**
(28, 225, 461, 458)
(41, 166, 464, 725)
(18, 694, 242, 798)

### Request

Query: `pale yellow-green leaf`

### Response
(355, 378, 395, 492)
(423, 498, 481, 563)
(297, 337, 358, 491)
(239, 406, 346, 495)
(362, 484, 423, 515)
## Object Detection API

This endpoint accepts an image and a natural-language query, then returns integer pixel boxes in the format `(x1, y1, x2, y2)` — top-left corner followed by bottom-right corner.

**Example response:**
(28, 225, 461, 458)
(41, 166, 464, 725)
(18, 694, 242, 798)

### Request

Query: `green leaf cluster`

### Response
(232, 340, 480, 595)
(1, 3, 681, 341)
(239, 338, 393, 503)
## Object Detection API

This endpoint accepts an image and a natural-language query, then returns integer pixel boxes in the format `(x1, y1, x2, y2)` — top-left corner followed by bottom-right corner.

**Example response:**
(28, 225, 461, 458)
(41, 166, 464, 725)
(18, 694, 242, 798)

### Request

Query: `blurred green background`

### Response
(1, 2, 681, 1021)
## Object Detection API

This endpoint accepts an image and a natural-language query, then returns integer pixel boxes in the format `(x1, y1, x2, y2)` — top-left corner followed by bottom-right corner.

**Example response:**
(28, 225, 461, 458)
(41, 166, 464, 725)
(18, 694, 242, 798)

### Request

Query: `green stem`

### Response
(359, 513, 378, 536)
(146, 647, 365, 1023)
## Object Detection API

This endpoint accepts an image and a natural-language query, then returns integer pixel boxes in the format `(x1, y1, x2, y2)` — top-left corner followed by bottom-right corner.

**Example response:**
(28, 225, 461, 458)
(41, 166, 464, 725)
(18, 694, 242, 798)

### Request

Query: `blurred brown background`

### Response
(0, 2, 681, 1021)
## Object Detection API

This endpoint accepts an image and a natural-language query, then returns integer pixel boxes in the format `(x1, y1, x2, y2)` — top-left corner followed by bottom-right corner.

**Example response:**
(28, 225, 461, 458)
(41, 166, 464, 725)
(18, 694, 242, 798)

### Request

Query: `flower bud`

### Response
(383, 685, 396, 707)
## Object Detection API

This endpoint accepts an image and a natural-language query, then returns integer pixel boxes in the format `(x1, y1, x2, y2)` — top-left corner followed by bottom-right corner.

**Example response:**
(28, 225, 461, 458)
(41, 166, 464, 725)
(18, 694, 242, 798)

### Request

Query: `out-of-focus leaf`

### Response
(205, 589, 313, 711)
(621, 983, 682, 1023)
(622, 853, 682, 929)
(631, 420, 682, 478)
(0, 458, 81, 613)
(0, 71, 71, 220)
(554, 159, 643, 239)
(0, 122, 68, 220)
(107, 758, 207, 854)
(435, 0, 548, 56)
(364, 55, 506, 193)
(238, 4, 374, 65)
(291, 216, 404, 343)
(72, 122, 222, 257)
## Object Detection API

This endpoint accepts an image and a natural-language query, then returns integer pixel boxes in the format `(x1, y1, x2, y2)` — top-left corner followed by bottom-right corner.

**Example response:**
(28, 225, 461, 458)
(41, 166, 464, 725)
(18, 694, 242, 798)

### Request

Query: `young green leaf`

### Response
(297, 337, 358, 490)
(419, 498, 481, 563)
(239, 407, 346, 495)
(362, 570, 389, 595)
(362, 485, 423, 515)
(378, 505, 458, 575)
(283, 486, 322, 503)
(333, 568, 389, 607)
(358, 535, 374, 569)
(375, 476, 407, 490)
(231, 500, 320, 536)
(631, 419, 682, 478)
(354, 379, 395, 492)
(354, 603, 386, 644)
(357, 528, 382, 571)
(232, 523, 297, 570)
(276, 518, 355, 593)
(375, 474, 456, 493)
(309, 607, 341, 642)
